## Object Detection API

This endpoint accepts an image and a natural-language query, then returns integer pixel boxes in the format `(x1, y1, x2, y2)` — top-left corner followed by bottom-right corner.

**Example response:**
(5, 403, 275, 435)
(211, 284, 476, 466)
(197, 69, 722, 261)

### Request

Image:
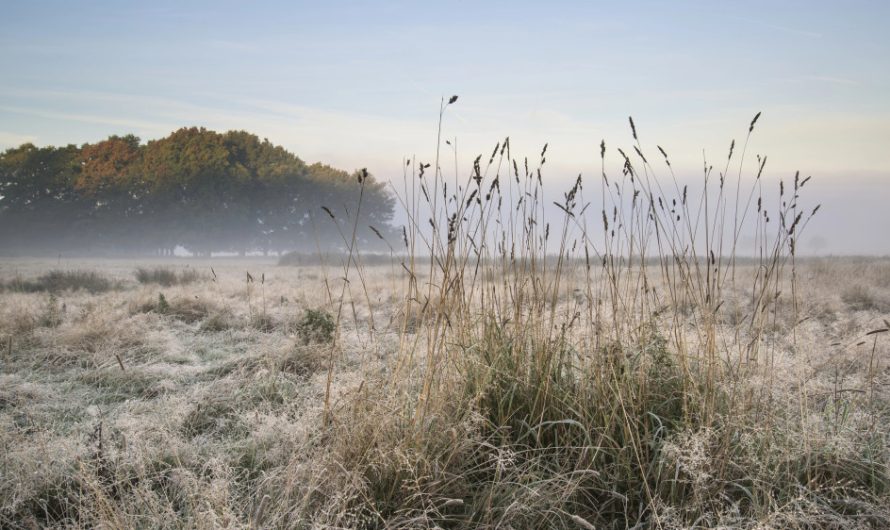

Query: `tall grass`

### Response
(302, 104, 889, 528)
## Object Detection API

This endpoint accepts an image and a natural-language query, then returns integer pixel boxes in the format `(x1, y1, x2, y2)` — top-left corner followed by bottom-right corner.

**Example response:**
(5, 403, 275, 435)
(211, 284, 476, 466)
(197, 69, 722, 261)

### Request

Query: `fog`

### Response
(2, 153, 886, 259)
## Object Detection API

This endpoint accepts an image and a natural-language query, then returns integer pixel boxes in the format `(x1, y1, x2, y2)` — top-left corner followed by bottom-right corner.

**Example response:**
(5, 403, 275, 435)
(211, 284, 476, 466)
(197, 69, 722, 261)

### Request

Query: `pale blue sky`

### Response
(1, 0, 889, 252)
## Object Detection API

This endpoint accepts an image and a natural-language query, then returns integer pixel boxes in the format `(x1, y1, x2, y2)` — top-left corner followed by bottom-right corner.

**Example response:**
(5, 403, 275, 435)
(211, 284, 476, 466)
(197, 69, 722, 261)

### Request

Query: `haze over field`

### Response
(3, 2, 890, 528)
(1, 0, 888, 254)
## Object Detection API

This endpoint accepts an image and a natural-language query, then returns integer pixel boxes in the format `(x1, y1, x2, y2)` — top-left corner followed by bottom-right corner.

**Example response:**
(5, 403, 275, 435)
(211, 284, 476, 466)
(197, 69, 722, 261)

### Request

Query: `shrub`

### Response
(279, 251, 393, 267)
(38, 293, 63, 328)
(3, 270, 115, 294)
(135, 267, 201, 287)
(296, 308, 335, 344)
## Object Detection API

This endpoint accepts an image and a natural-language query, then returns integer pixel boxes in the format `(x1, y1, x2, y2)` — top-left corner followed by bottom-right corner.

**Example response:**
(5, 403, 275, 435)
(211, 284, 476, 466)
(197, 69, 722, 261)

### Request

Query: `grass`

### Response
(134, 292, 218, 323)
(841, 284, 887, 311)
(0, 257, 887, 528)
(1, 110, 889, 528)
(134, 266, 202, 287)
(77, 368, 162, 402)
(292, 108, 889, 528)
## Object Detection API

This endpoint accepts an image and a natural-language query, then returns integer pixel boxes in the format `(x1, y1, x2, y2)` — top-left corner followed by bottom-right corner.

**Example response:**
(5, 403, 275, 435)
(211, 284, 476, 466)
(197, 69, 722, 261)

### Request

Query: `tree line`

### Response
(0, 127, 398, 256)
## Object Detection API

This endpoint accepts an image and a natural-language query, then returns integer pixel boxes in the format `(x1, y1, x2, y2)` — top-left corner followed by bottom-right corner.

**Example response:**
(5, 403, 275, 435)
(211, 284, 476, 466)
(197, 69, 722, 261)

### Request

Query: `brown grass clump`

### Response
(77, 368, 161, 402)
(277, 345, 325, 377)
(199, 308, 241, 332)
(249, 313, 278, 332)
(180, 395, 247, 439)
(134, 293, 218, 324)
(841, 284, 887, 311)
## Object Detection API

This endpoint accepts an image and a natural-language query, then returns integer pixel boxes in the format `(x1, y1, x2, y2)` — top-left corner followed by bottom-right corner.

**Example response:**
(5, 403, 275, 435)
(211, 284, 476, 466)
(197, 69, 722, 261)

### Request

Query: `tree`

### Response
(74, 135, 147, 252)
(0, 143, 84, 254)
(76, 135, 141, 195)
(0, 128, 399, 256)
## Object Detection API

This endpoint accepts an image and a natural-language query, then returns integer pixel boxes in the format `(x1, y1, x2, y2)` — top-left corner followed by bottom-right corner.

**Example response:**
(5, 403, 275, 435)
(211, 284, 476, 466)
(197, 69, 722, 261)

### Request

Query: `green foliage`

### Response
(135, 267, 201, 287)
(0, 128, 398, 256)
(2, 270, 114, 294)
(156, 293, 170, 314)
(38, 293, 63, 328)
(296, 308, 335, 344)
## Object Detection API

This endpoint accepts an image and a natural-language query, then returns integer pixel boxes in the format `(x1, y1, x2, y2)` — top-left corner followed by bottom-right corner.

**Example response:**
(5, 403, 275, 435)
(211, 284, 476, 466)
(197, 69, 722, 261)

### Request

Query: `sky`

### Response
(1, 0, 889, 254)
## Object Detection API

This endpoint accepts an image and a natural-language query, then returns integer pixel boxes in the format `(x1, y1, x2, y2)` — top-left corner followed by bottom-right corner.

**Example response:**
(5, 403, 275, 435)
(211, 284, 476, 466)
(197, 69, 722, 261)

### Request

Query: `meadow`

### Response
(0, 256, 888, 529)
(2, 116, 890, 529)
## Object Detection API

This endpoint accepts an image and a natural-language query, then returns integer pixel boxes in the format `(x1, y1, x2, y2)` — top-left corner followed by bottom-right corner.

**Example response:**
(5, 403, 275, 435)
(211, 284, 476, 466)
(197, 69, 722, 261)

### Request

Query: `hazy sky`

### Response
(1, 0, 888, 253)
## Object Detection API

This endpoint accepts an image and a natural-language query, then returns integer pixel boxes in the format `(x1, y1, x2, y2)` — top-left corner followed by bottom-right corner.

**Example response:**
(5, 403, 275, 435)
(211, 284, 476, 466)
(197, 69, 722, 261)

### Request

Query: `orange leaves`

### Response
(76, 135, 141, 195)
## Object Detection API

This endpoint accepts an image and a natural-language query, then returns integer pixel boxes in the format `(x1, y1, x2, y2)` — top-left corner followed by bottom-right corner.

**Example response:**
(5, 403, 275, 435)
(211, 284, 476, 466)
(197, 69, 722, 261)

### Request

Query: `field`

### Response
(2, 120, 890, 528)
(3, 1, 887, 527)
(1, 254, 889, 529)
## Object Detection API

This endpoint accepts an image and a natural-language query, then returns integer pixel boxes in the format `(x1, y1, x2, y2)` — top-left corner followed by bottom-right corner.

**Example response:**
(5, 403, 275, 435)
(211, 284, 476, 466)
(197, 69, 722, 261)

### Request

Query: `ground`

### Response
(1, 256, 889, 528)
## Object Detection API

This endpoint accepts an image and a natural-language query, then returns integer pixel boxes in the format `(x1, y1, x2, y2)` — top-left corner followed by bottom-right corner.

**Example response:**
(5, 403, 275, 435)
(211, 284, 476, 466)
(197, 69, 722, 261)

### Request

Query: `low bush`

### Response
(3, 270, 115, 294)
(296, 308, 335, 344)
(135, 267, 202, 287)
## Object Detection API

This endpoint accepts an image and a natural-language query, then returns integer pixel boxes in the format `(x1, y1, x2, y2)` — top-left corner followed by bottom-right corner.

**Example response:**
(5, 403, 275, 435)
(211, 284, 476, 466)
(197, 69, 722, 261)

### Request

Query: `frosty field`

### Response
(1, 257, 889, 528)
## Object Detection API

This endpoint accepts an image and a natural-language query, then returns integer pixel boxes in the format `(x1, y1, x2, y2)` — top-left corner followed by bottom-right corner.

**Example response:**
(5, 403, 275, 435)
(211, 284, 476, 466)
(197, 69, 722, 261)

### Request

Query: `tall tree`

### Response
(0, 143, 84, 253)
(76, 135, 146, 252)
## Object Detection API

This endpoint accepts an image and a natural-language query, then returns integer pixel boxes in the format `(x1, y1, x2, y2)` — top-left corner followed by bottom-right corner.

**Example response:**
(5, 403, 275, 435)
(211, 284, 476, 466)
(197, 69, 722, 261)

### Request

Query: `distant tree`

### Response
(221, 130, 308, 255)
(0, 128, 399, 256)
(304, 163, 398, 251)
(0, 143, 80, 213)
(75, 135, 146, 252)
(76, 135, 141, 195)
(0, 143, 84, 254)
(141, 127, 235, 255)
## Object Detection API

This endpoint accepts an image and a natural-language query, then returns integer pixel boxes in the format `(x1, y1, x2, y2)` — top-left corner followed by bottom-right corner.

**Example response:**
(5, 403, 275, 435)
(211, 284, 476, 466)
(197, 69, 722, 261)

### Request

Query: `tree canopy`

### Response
(0, 127, 397, 256)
